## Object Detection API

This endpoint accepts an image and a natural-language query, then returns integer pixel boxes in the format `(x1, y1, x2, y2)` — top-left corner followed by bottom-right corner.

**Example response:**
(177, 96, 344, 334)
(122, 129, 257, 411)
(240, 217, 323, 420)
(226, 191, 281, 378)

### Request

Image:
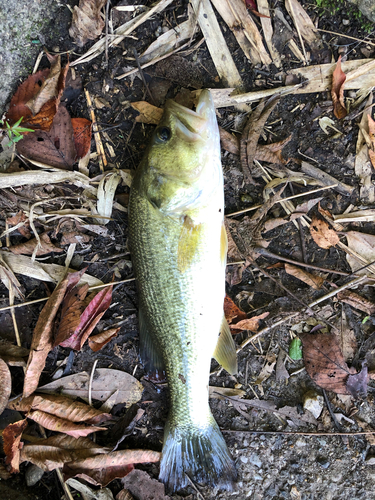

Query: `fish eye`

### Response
(155, 126, 171, 143)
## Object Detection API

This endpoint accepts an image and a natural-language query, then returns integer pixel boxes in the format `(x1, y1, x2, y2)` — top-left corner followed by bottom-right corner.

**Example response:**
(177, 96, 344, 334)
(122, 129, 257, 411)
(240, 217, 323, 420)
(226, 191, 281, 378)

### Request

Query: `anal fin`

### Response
(213, 315, 237, 375)
(138, 307, 165, 380)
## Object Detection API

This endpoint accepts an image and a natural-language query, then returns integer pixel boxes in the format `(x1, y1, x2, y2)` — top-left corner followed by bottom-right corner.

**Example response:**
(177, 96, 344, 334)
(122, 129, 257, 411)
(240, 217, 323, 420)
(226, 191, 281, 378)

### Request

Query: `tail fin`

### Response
(159, 416, 237, 492)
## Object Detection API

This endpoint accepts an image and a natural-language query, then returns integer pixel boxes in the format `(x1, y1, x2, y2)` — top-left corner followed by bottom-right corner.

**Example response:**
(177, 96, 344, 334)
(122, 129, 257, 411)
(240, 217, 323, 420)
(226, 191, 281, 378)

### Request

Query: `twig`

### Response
(116, 39, 194, 79)
(322, 389, 344, 432)
(253, 246, 352, 276)
(237, 275, 366, 353)
(184, 473, 206, 500)
(222, 429, 375, 436)
(89, 359, 98, 406)
(226, 184, 337, 217)
(316, 28, 375, 47)
(84, 88, 107, 172)
(133, 48, 156, 106)
(9, 286, 21, 348)
(105, 0, 111, 66)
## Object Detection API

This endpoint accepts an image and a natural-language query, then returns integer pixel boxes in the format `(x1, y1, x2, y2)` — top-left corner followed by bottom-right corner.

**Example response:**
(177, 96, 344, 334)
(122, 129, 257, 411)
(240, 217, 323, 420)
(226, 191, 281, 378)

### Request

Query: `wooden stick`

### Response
(84, 89, 107, 172)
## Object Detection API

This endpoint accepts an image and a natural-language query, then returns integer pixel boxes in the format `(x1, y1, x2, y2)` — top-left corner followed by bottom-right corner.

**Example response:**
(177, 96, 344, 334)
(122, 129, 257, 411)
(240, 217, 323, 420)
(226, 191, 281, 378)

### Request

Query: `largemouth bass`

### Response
(128, 90, 237, 491)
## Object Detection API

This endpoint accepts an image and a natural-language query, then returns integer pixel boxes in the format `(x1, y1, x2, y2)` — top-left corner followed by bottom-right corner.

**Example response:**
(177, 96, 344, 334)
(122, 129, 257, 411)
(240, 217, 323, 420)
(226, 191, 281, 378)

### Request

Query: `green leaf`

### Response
(289, 338, 303, 360)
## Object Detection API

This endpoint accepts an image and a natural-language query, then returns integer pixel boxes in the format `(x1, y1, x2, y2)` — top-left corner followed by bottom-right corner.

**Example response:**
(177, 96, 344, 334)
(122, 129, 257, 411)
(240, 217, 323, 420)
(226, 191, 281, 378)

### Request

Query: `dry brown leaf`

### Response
(285, 263, 324, 290)
(88, 327, 120, 352)
(60, 231, 92, 245)
(337, 290, 375, 315)
(8, 394, 112, 424)
(224, 295, 247, 324)
(69, 0, 107, 47)
(9, 232, 63, 257)
(38, 368, 143, 406)
(0, 358, 11, 415)
(28, 410, 105, 437)
(23, 269, 86, 397)
(20, 434, 107, 471)
(310, 215, 339, 249)
(0, 341, 29, 358)
(54, 283, 89, 346)
(131, 101, 163, 124)
(231, 312, 269, 332)
(3, 419, 28, 473)
(302, 332, 358, 395)
(16, 106, 77, 170)
(63, 449, 161, 487)
(331, 56, 347, 119)
(254, 352, 276, 385)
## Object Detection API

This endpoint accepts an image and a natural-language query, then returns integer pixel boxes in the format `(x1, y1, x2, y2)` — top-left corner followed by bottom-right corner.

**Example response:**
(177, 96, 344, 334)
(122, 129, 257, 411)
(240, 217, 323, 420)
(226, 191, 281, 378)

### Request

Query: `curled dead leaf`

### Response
(231, 311, 269, 333)
(63, 449, 161, 487)
(20, 434, 108, 471)
(224, 295, 247, 324)
(0, 358, 11, 415)
(88, 327, 120, 352)
(69, 0, 107, 47)
(331, 56, 347, 119)
(3, 419, 28, 473)
(8, 393, 112, 424)
(8, 232, 63, 257)
(28, 410, 106, 437)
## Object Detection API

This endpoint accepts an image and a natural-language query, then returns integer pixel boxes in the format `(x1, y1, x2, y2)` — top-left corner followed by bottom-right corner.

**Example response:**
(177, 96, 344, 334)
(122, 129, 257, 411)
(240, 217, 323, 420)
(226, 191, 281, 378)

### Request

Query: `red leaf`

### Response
(224, 295, 247, 324)
(16, 106, 77, 170)
(54, 283, 89, 346)
(23, 269, 86, 397)
(71, 117, 92, 159)
(3, 419, 27, 473)
(60, 285, 113, 350)
(331, 56, 347, 119)
(5, 56, 69, 131)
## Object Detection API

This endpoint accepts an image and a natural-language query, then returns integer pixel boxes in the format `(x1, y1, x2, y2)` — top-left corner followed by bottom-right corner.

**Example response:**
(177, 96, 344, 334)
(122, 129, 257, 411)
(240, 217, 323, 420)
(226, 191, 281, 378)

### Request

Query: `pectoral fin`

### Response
(138, 307, 165, 380)
(220, 221, 228, 267)
(178, 216, 203, 273)
(213, 316, 237, 375)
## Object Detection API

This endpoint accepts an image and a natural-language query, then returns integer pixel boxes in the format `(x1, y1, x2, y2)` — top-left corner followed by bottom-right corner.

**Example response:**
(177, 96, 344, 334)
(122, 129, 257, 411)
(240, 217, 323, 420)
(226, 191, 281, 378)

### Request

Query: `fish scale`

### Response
(129, 89, 237, 491)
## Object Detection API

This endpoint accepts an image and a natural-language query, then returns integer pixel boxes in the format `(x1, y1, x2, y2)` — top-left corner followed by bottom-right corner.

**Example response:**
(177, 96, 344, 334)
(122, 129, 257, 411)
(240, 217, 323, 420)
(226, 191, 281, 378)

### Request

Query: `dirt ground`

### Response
(1, 0, 375, 499)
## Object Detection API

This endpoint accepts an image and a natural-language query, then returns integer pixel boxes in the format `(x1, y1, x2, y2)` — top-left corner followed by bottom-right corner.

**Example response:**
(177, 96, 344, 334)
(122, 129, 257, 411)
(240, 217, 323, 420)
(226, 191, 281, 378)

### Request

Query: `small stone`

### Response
(249, 453, 262, 468)
(240, 455, 248, 464)
(342, 19, 350, 25)
(303, 390, 324, 419)
(25, 464, 44, 486)
(317, 457, 330, 469)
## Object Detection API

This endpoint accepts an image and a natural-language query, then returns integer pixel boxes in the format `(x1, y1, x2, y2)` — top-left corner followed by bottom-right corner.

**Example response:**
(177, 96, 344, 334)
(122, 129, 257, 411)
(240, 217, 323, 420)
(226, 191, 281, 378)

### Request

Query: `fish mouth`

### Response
(164, 90, 216, 142)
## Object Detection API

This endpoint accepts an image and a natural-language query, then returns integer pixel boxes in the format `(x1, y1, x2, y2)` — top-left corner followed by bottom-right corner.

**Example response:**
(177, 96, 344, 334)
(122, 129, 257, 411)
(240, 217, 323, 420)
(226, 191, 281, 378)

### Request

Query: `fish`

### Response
(128, 89, 237, 492)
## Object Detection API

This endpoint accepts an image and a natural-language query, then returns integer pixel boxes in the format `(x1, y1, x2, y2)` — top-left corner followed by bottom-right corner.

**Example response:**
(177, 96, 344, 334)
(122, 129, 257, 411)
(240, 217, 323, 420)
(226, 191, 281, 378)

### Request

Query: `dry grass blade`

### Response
(70, 0, 174, 66)
(211, 0, 271, 66)
(257, 0, 281, 67)
(190, 0, 242, 88)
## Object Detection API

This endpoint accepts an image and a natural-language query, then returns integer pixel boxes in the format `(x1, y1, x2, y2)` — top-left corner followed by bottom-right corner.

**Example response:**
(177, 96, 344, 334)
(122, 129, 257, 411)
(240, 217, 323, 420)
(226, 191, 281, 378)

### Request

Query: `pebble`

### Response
(240, 456, 249, 464)
(249, 453, 262, 468)
(303, 390, 324, 419)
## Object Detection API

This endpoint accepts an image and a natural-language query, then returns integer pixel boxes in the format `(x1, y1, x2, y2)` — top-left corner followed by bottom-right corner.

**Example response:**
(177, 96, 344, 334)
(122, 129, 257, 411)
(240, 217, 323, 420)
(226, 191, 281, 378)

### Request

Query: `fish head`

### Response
(138, 90, 222, 218)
